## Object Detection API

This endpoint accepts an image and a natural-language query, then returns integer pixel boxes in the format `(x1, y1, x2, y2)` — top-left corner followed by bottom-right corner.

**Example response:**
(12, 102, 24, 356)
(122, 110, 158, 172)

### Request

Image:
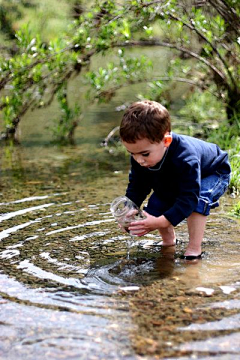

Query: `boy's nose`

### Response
(136, 156, 145, 165)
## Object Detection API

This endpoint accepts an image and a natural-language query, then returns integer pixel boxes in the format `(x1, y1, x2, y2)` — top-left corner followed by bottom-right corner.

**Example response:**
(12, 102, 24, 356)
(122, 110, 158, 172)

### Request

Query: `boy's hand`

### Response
(128, 211, 171, 236)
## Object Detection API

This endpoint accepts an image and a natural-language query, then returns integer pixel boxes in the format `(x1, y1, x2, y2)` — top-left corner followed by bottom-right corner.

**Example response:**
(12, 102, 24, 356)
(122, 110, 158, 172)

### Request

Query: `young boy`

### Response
(120, 100, 231, 260)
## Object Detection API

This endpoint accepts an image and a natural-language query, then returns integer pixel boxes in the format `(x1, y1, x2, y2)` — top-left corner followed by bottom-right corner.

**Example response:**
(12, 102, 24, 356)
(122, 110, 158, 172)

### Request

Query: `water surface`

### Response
(0, 93, 239, 359)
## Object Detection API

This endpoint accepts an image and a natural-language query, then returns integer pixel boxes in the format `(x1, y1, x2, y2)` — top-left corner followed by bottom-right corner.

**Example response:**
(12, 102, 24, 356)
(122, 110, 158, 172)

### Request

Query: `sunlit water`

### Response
(0, 90, 240, 359)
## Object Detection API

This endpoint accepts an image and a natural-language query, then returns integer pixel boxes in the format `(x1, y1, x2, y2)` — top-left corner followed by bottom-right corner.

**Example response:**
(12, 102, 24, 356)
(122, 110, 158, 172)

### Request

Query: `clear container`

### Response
(110, 196, 145, 232)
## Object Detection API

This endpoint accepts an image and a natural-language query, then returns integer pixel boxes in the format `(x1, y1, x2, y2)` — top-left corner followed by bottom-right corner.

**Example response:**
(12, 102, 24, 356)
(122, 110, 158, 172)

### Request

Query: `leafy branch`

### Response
(0, 0, 239, 143)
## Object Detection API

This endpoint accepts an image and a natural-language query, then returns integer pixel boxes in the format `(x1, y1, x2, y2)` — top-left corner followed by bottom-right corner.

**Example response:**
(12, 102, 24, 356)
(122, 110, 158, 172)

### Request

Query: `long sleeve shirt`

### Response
(125, 132, 231, 226)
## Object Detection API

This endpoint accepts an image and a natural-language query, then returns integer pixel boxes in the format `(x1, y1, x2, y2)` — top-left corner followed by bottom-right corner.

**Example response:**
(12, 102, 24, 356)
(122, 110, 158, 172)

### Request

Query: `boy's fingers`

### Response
(129, 219, 145, 226)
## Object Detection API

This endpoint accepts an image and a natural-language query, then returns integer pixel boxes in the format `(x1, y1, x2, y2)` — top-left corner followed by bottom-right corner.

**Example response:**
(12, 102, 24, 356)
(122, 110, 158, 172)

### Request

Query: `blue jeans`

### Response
(144, 172, 230, 217)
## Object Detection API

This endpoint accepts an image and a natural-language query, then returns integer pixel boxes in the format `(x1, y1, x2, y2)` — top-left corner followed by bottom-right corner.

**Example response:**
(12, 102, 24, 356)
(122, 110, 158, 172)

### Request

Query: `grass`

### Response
(178, 91, 240, 196)
(230, 201, 240, 218)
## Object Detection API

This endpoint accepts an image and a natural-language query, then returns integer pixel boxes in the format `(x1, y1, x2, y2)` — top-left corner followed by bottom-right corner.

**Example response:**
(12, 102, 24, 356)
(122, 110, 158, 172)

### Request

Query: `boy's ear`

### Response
(164, 133, 172, 147)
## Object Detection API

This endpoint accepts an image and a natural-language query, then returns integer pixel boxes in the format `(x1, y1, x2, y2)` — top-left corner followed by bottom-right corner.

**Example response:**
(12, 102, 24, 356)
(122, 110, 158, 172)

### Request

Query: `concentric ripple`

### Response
(0, 191, 143, 359)
(0, 191, 161, 304)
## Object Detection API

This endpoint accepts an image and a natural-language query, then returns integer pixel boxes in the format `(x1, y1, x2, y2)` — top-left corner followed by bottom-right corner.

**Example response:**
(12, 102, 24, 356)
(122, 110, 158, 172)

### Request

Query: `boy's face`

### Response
(122, 135, 171, 168)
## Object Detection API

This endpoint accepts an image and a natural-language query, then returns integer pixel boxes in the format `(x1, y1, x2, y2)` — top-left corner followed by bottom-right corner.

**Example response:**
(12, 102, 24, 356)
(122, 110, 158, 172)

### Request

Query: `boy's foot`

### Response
(180, 252, 205, 261)
(160, 239, 178, 247)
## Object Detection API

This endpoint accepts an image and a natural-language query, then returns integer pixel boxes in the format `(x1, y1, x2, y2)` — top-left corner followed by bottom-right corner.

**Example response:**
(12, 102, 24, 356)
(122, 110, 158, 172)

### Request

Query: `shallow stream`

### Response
(0, 100, 240, 359)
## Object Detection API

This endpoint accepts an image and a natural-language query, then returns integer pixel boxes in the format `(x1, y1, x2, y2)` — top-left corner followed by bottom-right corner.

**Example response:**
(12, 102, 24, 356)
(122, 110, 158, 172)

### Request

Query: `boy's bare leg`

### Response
(185, 212, 207, 256)
(159, 224, 176, 246)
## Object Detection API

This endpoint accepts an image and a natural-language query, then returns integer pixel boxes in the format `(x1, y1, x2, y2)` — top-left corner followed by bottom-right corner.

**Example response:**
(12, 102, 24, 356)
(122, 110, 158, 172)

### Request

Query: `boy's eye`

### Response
(142, 153, 150, 157)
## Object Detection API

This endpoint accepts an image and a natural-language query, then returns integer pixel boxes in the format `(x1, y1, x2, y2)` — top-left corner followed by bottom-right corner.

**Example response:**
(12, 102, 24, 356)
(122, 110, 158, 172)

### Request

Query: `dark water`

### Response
(0, 99, 240, 359)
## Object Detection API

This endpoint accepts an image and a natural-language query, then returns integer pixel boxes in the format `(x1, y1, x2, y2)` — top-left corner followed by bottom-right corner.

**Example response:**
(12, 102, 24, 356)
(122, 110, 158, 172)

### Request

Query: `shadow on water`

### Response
(0, 104, 240, 359)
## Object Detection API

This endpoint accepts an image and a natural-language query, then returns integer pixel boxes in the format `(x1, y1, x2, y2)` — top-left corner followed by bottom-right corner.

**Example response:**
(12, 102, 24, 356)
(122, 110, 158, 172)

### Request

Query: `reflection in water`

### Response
(156, 246, 175, 278)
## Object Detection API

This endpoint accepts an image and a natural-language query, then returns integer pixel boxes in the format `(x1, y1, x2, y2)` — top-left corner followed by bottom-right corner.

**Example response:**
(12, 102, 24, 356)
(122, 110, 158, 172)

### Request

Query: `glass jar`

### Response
(110, 196, 145, 232)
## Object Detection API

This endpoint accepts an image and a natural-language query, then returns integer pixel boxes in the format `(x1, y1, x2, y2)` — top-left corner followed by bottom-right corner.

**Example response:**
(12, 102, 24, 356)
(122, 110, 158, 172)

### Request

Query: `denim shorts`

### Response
(194, 172, 230, 215)
(144, 172, 230, 217)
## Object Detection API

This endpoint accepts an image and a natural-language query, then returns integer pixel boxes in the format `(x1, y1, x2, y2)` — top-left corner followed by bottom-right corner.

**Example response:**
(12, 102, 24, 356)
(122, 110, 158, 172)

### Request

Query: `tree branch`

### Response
(116, 39, 228, 86)
(209, 0, 240, 36)
(97, 75, 210, 101)
(168, 12, 238, 90)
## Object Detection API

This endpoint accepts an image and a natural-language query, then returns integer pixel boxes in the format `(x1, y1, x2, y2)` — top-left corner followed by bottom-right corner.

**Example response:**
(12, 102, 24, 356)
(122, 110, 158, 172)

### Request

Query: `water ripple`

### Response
(0, 203, 54, 222)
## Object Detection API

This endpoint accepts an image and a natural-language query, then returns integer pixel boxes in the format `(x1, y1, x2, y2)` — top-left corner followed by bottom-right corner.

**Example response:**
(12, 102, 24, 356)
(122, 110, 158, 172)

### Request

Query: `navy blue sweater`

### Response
(125, 133, 231, 226)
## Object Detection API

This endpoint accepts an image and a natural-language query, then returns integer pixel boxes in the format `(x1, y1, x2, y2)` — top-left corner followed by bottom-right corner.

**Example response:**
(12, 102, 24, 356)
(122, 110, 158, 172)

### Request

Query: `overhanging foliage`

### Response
(0, 0, 239, 142)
